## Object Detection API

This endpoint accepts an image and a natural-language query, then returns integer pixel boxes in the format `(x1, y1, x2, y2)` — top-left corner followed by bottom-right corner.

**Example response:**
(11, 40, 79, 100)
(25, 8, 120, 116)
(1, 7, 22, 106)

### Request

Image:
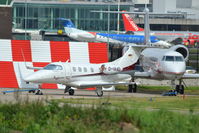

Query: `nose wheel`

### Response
(35, 89, 43, 95)
(171, 80, 185, 94)
(175, 85, 184, 94)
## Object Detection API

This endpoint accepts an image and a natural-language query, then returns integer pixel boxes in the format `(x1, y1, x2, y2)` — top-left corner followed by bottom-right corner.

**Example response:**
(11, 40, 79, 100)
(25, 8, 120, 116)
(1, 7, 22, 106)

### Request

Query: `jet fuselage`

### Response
(140, 48, 186, 80)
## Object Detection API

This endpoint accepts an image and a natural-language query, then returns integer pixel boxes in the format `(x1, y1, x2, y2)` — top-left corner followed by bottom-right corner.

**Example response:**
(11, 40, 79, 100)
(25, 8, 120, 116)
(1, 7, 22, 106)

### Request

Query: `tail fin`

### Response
(59, 18, 75, 28)
(122, 11, 144, 32)
(58, 18, 78, 35)
(110, 46, 142, 70)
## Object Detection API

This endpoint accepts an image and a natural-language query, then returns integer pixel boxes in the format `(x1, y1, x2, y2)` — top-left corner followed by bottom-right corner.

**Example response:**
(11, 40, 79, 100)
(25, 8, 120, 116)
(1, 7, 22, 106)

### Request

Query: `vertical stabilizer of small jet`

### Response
(111, 46, 141, 70)
(122, 11, 144, 32)
(14, 62, 38, 89)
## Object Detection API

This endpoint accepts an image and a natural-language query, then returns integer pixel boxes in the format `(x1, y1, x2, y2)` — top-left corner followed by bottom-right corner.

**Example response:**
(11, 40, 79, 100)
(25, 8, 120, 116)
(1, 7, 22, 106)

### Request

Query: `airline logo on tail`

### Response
(122, 11, 144, 32)
(58, 18, 75, 28)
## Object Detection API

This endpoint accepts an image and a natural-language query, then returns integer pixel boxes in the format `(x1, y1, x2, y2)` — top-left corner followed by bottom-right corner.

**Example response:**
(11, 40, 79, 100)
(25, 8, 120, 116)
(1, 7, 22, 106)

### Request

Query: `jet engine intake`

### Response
(170, 45, 189, 61)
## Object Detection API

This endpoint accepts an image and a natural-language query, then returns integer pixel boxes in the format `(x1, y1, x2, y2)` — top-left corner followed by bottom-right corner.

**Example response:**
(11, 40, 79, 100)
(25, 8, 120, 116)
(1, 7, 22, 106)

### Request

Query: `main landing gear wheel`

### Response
(68, 89, 75, 95)
(96, 89, 103, 97)
(128, 84, 137, 93)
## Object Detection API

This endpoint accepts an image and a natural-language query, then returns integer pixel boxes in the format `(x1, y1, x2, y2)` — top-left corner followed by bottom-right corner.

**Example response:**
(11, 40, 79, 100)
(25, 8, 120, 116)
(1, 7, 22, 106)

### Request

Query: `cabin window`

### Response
(72, 67, 76, 72)
(90, 68, 94, 72)
(83, 67, 87, 72)
(78, 67, 82, 72)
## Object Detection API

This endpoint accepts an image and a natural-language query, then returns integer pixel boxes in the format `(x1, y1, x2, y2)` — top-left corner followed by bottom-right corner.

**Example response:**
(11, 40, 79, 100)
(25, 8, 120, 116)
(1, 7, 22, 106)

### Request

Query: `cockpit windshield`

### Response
(43, 64, 63, 70)
(175, 56, 184, 62)
(162, 56, 184, 62)
(165, 56, 174, 61)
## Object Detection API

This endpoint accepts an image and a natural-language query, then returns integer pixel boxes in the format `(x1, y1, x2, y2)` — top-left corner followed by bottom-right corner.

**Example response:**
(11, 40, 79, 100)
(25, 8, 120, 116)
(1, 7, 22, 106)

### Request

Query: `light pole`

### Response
(107, 3, 110, 46)
(117, 0, 120, 34)
(197, 42, 199, 72)
(25, 0, 27, 40)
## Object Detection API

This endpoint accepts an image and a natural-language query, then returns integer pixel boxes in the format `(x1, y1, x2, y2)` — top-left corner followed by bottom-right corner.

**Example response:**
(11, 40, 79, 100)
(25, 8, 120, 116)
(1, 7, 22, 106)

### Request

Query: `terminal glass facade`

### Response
(12, 2, 133, 31)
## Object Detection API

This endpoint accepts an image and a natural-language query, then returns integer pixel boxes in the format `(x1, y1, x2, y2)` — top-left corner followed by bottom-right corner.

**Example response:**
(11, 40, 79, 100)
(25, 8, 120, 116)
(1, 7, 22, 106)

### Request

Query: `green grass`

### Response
(0, 85, 199, 133)
(56, 96, 199, 111)
(116, 85, 199, 94)
(0, 99, 199, 133)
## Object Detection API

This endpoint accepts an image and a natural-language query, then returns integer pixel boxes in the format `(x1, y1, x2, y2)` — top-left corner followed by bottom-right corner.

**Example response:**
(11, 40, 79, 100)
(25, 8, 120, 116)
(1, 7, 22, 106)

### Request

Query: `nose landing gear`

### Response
(171, 79, 185, 94)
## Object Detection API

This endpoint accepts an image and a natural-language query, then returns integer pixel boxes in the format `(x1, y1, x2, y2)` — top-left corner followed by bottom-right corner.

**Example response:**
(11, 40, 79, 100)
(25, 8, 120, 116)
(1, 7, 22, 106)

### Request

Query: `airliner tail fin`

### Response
(58, 18, 75, 28)
(122, 11, 144, 32)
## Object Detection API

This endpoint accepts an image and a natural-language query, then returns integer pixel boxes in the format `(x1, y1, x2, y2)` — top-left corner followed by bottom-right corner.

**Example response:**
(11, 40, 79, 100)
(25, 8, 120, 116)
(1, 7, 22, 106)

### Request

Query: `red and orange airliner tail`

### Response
(122, 11, 144, 32)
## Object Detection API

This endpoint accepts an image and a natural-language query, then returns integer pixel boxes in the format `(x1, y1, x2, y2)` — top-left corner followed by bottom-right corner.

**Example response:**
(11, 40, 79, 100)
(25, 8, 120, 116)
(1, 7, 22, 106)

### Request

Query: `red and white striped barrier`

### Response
(0, 39, 108, 89)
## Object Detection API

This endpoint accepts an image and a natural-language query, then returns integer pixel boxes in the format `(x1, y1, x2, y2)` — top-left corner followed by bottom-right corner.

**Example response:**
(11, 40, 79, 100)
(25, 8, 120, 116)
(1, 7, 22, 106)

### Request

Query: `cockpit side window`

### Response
(165, 56, 174, 61)
(44, 64, 63, 70)
(175, 56, 183, 62)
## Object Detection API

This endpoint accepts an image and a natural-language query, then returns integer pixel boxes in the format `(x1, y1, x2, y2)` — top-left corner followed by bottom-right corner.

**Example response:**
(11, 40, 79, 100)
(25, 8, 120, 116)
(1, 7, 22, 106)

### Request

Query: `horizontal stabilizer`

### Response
(26, 66, 43, 70)
(133, 72, 151, 78)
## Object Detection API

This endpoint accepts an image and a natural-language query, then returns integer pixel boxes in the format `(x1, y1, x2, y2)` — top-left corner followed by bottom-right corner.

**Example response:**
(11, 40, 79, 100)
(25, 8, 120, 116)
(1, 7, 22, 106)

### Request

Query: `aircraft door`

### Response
(62, 63, 72, 80)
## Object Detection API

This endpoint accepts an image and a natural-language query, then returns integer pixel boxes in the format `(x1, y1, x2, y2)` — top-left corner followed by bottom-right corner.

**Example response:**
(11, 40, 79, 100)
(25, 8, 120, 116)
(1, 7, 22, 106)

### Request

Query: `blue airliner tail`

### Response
(58, 18, 75, 28)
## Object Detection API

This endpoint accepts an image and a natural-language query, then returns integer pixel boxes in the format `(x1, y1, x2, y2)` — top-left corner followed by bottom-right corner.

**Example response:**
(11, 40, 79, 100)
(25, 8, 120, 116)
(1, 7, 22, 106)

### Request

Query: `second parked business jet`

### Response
(116, 8, 199, 94)
(22, 46, 142, 96)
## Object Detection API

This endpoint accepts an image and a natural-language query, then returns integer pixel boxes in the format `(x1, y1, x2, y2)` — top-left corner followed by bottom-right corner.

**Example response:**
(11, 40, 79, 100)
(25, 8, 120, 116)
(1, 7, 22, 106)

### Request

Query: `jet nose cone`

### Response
(24, 71, 48, 83)
(24, 74, 40, 83)
(163, 62, 185, 79)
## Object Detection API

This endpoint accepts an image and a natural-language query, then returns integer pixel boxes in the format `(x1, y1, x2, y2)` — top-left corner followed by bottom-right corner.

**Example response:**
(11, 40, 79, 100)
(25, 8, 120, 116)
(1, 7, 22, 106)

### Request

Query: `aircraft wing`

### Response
(119, 71, 151, 78)
(68, 81, 135, 88)
(182, 73, 199, 79)
(133, 72, 151, 78)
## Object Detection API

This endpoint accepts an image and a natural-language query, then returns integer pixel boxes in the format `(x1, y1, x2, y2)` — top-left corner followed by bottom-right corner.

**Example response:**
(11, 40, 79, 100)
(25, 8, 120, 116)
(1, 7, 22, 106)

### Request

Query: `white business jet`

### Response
(22, 45, 142, 96)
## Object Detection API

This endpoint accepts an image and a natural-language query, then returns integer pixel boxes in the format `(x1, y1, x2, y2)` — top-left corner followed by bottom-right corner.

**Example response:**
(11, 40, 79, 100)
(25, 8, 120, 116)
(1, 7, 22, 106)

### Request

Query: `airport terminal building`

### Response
(10, 0, 199, 32)
(11, 0, 134, 31)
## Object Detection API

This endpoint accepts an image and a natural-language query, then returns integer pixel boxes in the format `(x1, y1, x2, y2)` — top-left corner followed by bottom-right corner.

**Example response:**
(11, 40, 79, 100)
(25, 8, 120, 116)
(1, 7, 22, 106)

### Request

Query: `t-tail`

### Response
(122, 11, 144, 32)
(59, 18, 75, 28)
(58, 18, 77, 35)
(105, 46, 142, 72)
